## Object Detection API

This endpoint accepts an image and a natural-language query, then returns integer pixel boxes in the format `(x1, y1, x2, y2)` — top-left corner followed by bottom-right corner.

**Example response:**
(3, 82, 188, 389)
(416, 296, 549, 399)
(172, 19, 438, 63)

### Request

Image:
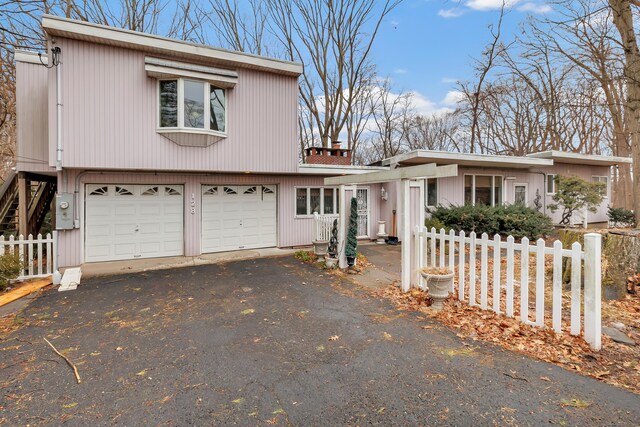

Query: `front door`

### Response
(356, 188, 369, 238)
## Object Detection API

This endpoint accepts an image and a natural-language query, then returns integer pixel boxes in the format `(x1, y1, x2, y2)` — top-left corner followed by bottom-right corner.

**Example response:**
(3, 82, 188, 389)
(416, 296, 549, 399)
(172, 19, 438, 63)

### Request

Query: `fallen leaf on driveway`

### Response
(136, 369, 147, 376)
(316, 345, 325, 352)
(560, 398, 591, 408)
(422, 325, 433, 330)
(241, 309, 255, 315)
(62, 403, 77, 409)
(115, 347, 123, 351)
(383, 332, 393, 341)
(329, 335, 339, 341)
(540, 376, 551, 382)
(444, 347, 476, 357)
(232, 398, 244, 404)
(272, 408, 286, 415)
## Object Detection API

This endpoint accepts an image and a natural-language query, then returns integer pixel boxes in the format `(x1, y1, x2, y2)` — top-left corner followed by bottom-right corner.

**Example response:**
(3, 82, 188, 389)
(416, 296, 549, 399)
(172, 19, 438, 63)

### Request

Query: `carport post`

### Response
(338, 184, 347, 269)
(401, 178, 411, 292)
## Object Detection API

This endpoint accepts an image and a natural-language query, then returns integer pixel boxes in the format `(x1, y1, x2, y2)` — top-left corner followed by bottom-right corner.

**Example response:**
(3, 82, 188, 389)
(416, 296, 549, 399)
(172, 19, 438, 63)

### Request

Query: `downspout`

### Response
(54, 46, 63, 171)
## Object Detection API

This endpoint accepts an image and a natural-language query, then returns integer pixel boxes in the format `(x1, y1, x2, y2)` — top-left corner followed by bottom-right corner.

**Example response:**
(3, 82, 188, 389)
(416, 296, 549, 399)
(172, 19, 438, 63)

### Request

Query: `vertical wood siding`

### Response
(57, 170, 381, 267)
(53, 38, 299, 173)
(16, 61, 52, 173)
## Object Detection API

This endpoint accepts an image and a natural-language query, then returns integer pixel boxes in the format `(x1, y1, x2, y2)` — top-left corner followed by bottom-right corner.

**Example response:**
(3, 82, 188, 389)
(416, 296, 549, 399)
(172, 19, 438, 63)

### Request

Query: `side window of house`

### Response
(295, 187, 339, 216)
(426, 178, 437, 207)
(158, 78, 226, 133)
(547, 174, 556, 194)
(592, 176, 608, 197)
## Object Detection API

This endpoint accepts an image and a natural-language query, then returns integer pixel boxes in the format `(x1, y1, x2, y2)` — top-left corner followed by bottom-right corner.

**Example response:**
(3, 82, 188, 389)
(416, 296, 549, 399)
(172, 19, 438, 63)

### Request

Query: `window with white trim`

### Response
(592, 176, 608, 197)
(464, 175, 503, 206)
(158, 78, 226, 133)
(546, 174, 556, 194)
(295, 187, 340, 216)
(426, 178, 438, 207)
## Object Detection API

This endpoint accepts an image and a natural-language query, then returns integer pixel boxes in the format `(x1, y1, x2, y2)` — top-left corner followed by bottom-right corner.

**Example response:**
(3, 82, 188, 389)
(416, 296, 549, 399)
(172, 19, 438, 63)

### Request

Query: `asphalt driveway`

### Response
(0, 256, 638, 426)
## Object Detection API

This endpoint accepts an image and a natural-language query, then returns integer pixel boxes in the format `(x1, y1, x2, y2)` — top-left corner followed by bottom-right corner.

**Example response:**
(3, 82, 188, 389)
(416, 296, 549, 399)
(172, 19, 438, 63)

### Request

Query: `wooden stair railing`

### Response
(0, 171, 19, 234)
(27, 181, 57, 236)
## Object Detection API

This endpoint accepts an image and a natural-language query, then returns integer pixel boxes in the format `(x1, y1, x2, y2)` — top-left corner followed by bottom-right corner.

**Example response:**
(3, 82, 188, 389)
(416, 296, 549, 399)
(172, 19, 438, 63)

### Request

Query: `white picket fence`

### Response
(313, 213, 339, 242)
(0, 232, 58, 280)
(415, 227, 602, 350)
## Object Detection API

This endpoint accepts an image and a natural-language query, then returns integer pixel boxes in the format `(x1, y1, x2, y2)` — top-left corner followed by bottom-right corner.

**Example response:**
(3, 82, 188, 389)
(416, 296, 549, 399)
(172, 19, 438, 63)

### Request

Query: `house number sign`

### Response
(190, 193, 196, 215)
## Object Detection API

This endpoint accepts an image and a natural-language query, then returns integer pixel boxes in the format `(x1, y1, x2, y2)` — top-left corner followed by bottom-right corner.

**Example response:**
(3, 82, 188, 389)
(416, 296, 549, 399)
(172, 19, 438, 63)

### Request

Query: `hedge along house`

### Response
(379, 150, 632, 228)
(12, 16, 388, 268)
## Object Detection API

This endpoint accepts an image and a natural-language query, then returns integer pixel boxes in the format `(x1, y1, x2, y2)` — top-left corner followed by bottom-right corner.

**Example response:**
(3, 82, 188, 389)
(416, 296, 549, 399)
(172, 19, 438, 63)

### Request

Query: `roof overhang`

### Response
(14, 49, 47, 65)
(385, 150, 553, 169)
(42, 15, 303, 77)
(298, 164, 389, 176)
(526, 150, 632, 166)
(324, 163, 458, 186)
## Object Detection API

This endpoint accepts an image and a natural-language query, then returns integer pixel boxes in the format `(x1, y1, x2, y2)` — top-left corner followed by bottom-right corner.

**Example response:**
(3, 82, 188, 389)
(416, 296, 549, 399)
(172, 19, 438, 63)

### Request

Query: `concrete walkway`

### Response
(80, 247, 300, 277)
(357, 243, 401, 289)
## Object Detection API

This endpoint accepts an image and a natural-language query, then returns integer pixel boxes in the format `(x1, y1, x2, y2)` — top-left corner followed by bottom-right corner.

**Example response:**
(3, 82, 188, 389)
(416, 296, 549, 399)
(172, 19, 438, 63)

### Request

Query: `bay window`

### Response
(158, 78, 226, 134)
(464, 175, 503, 206)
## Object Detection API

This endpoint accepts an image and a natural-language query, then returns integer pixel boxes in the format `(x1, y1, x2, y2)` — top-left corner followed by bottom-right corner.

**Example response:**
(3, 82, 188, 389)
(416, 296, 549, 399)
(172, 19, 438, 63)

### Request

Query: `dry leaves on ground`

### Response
(374, 284, 640, 394)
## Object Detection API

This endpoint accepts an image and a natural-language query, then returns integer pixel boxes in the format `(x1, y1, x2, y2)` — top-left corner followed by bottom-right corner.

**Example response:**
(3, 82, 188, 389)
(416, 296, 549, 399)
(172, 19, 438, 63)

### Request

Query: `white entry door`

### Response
(85, 184, 184, 262)
(201, 185, 277, 253)
(356, 188, 369, 238)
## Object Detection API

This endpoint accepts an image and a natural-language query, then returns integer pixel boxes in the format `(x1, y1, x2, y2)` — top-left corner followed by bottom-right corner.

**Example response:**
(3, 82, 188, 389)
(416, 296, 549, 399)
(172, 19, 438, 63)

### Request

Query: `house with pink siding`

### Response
(11, 16, 631, 269)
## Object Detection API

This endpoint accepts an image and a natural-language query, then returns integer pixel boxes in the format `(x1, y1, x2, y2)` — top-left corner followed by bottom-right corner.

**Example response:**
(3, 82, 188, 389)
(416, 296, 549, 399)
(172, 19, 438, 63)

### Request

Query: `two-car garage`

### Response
(84, 183, 277, 263)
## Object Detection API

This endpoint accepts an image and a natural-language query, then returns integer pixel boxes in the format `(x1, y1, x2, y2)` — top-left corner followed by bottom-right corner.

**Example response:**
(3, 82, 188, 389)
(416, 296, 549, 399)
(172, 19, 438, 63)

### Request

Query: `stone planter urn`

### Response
(324, 255, 338, 269)
(421, 267, 454, 310)
(313, 240, 329, 256)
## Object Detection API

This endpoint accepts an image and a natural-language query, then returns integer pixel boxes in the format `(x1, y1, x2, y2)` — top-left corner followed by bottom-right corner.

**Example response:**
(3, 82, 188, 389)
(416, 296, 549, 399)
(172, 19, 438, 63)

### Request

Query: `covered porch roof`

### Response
(382, 150, 553, 169)
(525, 150, 632, 166)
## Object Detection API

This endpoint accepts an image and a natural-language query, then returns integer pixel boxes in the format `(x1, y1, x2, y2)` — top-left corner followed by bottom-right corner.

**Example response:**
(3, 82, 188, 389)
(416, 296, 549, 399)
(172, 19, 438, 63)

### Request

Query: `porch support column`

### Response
(400, 178, 411, 292)
(338, 184, 347, 269)
(18, 173, 30, 237)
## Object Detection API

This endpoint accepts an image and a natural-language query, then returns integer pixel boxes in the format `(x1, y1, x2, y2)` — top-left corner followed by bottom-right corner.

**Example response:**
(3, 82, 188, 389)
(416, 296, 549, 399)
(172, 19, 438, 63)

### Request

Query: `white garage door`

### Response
(85, 184, 184, 262)
(201, 185, 277, 253)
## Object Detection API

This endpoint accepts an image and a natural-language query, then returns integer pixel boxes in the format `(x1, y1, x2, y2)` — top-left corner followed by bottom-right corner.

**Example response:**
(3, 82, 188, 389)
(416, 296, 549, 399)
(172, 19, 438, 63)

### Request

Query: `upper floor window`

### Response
(158, 78, 226, 134)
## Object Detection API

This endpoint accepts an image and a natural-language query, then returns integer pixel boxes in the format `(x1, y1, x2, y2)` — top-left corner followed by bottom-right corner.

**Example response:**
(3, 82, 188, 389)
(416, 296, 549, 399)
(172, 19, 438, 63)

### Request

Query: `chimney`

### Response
(304, 141, 352, 166)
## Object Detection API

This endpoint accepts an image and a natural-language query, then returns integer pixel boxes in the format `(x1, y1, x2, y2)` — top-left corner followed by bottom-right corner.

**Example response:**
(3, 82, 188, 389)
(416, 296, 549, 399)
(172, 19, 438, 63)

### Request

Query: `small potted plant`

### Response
(324, 219, 339, 268)
(345, 197, 358, 267)
(420, 266, 453, 310)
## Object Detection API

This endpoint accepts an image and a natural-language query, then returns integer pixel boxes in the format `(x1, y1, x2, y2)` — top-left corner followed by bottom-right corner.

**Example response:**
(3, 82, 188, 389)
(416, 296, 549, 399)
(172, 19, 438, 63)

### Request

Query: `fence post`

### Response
(52, 230, 60, 281)
(583, 233, 602, 350)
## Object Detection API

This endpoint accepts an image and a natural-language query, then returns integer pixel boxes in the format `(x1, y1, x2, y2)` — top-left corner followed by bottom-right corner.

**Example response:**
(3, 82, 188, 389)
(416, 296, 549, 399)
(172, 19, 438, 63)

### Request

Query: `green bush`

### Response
(0, 252, 24, 290)
(424, 217, 448, 233)
(607, 206, 636, 227)
(430, 204, 553, 239)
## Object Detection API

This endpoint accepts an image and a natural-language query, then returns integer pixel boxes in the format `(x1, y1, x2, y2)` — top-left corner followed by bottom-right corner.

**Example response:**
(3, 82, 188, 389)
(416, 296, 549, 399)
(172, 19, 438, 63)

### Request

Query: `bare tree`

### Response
(609, 0, 640, 223)
(457, 2, 508, 154)
(268, 0, 402, 149)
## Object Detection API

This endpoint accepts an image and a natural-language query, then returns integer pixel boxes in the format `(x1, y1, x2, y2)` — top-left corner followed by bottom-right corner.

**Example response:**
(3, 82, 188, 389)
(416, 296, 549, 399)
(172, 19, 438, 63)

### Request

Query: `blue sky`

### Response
(368, 0, 552, 115)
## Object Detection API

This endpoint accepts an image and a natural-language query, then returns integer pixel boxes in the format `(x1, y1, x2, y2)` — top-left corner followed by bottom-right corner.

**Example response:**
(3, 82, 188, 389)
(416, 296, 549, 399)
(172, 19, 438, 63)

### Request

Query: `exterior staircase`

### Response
(0, 171, 57, 237)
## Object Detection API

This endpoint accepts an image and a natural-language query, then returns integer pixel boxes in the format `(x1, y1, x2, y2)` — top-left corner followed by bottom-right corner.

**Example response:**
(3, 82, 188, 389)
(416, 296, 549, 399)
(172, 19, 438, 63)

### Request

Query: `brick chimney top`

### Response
(304, 144, 352, 166)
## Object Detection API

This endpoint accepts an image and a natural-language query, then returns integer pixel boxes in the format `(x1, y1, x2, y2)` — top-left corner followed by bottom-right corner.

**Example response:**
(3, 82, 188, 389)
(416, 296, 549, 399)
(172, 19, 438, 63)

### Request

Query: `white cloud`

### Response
(465, 0, 522, 11)
(442, 90, 465, 106)
(394, 68, 408, 75)
(441, 77, 458, 84)
(438, 8, 465, 18)
(518, 2, 552, 13)
(410, 91, 455, 116)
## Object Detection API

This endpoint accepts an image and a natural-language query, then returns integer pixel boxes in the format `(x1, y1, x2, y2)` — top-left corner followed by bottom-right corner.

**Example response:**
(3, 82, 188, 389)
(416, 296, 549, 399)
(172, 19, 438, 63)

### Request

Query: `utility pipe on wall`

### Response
(54, 46, 63, 171)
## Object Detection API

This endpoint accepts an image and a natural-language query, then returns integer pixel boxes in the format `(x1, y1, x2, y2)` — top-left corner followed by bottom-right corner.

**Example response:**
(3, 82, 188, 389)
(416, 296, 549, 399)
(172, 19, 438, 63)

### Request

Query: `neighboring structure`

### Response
(10, 16, 631, 268)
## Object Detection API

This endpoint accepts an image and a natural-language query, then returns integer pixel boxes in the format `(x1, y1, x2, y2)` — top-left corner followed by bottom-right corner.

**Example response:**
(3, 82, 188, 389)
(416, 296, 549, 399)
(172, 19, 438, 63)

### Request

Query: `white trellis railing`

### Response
(313, 213, 339, 242)
(0, 232, 58, 280)
(415, 227, 602, 350)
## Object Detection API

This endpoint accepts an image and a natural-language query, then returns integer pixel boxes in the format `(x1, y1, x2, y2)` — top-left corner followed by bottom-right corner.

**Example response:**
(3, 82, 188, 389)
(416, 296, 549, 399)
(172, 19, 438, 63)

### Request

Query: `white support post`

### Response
(400, 178, 411, 292)
(584, 233, 602, 350)
(338, 185, 347, 269)
(414, 226, 423, 289)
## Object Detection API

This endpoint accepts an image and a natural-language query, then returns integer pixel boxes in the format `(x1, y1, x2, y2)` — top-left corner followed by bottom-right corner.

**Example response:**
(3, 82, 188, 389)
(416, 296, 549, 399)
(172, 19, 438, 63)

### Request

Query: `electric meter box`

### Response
(55, 193, 74, 230)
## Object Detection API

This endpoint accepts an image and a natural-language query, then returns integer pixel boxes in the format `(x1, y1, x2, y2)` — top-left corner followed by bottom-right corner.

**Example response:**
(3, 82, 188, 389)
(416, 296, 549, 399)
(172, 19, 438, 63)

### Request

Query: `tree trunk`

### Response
(609, 0, 640, 224)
